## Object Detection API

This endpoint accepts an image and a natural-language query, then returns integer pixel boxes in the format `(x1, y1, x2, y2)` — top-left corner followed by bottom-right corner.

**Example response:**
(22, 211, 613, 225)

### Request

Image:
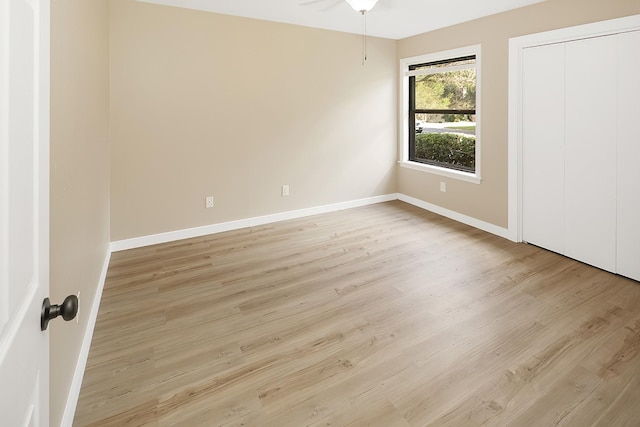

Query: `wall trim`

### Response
(60, 249, 111, 427)
(397, 193, 512, 241)
(111, 194, 400, 252)
(112, 193, 515, 253)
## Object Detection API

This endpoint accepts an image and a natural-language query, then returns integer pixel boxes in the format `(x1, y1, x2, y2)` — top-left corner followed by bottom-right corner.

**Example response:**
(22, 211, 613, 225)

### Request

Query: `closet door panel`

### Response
(617, 30, 640, 282)
(522, 44, 566, 253)
(565, 35, 617, 272)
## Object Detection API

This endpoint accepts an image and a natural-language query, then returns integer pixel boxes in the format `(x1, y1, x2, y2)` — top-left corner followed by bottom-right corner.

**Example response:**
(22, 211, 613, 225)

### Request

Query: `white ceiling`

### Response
(138, 0, 547, 40)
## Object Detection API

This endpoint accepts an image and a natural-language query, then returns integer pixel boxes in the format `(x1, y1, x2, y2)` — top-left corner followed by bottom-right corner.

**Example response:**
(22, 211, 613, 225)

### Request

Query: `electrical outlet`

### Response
(206, 196, 214, 208)
(440, 182, 446, 192)
(282, 185, 290, 197)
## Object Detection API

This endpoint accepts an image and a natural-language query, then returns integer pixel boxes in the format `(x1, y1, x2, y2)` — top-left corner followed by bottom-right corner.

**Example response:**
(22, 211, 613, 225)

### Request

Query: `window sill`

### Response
(398, 161, 482, 184)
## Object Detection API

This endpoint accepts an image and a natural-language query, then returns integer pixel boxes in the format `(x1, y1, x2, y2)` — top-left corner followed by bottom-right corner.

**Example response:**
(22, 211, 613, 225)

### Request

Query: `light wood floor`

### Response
(74, 201, 640, 426)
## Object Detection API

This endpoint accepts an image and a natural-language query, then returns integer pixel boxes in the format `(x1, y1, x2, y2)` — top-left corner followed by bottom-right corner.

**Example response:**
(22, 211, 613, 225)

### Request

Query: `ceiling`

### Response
(137, 0, 547, 40)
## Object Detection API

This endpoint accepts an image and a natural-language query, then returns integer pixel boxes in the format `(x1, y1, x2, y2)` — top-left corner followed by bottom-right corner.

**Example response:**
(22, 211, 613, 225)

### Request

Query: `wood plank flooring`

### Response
(74, 201, 640, 426)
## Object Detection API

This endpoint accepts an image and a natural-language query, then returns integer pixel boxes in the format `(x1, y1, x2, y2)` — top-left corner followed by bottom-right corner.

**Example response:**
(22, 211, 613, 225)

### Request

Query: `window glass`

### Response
(408, 55, 477, 174)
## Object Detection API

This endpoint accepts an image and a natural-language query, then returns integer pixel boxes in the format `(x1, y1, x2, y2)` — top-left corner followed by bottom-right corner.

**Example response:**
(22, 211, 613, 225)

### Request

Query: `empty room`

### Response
(2, 0, 640, 425)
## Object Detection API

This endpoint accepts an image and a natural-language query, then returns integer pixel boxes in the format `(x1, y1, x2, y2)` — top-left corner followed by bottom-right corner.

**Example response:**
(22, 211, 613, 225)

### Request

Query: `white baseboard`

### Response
(60, 249, 111, 427)
(397, 193, 513, 241)
(111, 194, 400, 252)
(111, 193, 513, 252)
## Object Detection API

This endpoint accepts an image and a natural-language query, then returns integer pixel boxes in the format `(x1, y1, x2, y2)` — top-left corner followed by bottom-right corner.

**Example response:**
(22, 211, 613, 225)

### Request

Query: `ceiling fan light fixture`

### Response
(345, 0, 379, 13)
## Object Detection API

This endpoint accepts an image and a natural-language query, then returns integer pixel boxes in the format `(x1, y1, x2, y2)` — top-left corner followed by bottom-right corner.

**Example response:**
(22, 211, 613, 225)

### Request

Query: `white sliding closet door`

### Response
(522, 43, 565, 253)
(517, 16, 640, 282)
(564, 35, 618, 272)
(617, 30, 640, 281)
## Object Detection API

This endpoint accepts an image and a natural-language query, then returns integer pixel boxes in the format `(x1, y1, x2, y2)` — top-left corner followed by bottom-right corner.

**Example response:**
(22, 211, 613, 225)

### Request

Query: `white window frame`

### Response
(399, 44, 482, 184)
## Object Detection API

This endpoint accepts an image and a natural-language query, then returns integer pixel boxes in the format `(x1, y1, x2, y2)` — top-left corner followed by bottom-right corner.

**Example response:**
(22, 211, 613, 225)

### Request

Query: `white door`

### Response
(564, 35, 617, 272)
(617, 30, 640, 282)
(521, 42, 566, 253)
(521, 34, 618, 274)
(0, 0, 50, 425)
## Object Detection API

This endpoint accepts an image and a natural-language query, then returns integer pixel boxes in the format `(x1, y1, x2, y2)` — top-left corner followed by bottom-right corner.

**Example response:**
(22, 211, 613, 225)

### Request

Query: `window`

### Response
(400, 45, 481, 183)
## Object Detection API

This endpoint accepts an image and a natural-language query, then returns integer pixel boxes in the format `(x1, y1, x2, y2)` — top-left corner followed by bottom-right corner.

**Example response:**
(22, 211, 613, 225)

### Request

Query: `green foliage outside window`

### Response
(414, 132, 475, 171)
(415, 69, 476, 123)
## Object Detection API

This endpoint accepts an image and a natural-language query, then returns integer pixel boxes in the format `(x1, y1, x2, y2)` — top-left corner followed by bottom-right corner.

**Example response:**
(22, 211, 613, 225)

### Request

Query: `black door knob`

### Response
(41, 295, 78, 331)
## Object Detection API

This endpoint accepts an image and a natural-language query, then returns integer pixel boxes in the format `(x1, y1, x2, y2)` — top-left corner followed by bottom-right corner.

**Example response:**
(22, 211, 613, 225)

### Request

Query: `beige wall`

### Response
(46, 1, 640, 422)
(50, 0, 110, 425)
(109, 0, 398, 241)
(397, 0, 640, 228)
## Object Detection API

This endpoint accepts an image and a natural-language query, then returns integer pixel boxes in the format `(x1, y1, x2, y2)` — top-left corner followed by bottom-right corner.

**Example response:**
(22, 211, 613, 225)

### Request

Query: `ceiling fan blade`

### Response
(320, 0, 343, 11)
(299, 0, 328, 6)
(299, 0, 343, 11)
(374, 0, 398, 12)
